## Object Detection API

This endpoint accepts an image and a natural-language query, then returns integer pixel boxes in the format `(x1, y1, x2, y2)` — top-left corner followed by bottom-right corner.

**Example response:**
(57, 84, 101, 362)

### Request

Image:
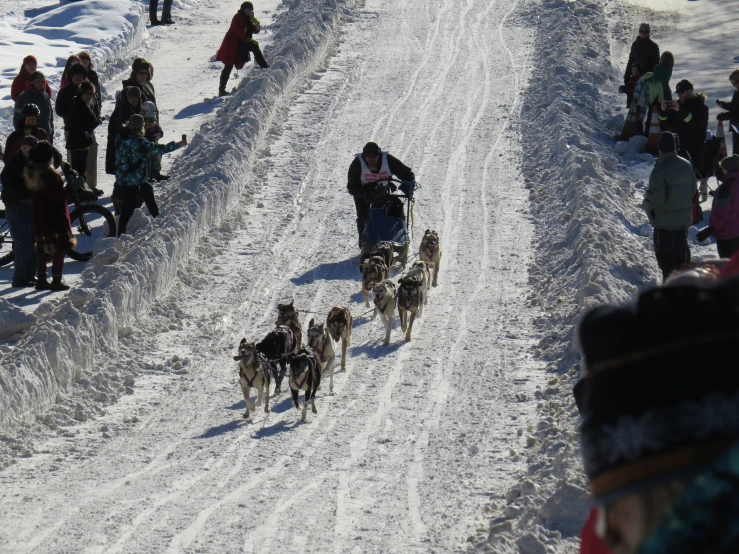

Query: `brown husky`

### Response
(276, 300, 302, 346)
(307, 318, 336, 395)
(233, 339, 271, 418)
(360, 256, 389, 307)
(419, 229, 442, 287)
(326, 306, 353, 371)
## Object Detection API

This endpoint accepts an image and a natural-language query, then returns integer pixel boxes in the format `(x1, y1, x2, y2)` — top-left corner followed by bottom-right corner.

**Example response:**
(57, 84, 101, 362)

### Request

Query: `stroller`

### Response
(360, 178, 416, 265)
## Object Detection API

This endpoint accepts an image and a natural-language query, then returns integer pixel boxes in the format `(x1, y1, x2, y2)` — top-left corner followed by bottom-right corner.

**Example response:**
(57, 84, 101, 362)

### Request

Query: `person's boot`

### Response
(35, 275, 51, 291)
(218, 88, 229, 97)
(49, 276, 70, 292)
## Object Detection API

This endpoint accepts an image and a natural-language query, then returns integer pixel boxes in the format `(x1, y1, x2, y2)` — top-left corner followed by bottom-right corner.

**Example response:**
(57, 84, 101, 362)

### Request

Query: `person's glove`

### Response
(717, 112, 730, 121)
(399, 180, 416, 198)
(696, 227, 714, 242)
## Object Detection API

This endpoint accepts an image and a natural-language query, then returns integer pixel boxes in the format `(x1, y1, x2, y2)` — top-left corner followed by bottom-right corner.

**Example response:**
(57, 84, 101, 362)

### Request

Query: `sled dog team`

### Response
(234, 230, 442, 422)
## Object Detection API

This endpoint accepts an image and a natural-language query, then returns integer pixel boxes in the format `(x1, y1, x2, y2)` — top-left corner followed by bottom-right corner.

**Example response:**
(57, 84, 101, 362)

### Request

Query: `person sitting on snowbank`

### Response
(574, 275, 739, 554)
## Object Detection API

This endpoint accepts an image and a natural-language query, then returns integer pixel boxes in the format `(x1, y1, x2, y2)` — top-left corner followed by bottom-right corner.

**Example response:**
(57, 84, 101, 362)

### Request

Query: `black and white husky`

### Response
(233, 339, 271, 418)
(288, 347, 321, 423)
(307, 318, 336, 395)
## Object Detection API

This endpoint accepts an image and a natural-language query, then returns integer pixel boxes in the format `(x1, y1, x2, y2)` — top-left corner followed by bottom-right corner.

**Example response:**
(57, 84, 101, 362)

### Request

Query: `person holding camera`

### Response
(716, 70, 739, 155)
(216, 2, 269, 97)
(659, 80, 708, 178)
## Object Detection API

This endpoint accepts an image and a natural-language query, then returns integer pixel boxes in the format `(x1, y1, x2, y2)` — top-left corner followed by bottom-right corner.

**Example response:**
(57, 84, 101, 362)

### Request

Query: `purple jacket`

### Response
(709, 171, 739, 240)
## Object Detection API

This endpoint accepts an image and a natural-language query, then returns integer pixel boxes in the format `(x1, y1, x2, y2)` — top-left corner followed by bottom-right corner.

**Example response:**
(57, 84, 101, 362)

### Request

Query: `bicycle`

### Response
(0, 181, 117, 266)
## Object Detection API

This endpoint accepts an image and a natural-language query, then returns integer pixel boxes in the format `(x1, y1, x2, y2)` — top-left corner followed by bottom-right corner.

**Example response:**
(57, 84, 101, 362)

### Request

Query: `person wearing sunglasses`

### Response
(624, 24, 660, 92)
(575, 275, 739, 554)
(121, 58, 157, 117)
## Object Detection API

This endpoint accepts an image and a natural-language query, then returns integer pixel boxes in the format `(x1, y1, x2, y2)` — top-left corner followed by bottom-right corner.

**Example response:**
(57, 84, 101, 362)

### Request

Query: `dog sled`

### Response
(360, 177, 416, 265)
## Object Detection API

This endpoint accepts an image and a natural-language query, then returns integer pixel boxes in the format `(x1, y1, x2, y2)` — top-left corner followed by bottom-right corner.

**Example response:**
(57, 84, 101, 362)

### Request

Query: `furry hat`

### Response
(124, 114, 145, 131)
(575, 278, 739, 502)
(27, 141, 54, 165)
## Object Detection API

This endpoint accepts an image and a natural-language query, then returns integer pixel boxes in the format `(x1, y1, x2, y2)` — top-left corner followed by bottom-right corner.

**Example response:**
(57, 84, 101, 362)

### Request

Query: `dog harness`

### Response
(357, 152, 391, 185)
(314, 337, 329, 364)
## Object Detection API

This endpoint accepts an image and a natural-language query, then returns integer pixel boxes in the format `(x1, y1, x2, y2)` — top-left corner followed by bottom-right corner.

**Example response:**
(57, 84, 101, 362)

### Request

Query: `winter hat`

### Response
(68, 62, 88, 79)
(638, 23, 650, 33)
(241, 2, 254, 11)
(720, 154, 739, 173)
(22, 55, 37, 66)
(362, 142, 382, 157)
(658, 131, 677, 153)
(131, 58, 151, 75)
(124, 114, 145, 131)
(27, 71, 45, 83)
(730, 70, 739, 83)
(77, 81, 95, 95)
(675, 79, 693, 94)
(28, 141, 54, 165)
(21, 135, 39, 148)
(574, 277, 739, 502)
(141, 101, 157, 119)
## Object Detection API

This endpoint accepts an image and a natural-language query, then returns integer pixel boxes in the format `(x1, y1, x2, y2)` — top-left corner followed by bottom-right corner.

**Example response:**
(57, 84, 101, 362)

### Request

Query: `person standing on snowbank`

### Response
(642, 132, 696, 281)
(24, 141, 77, 292)
(716, 70, 739, 155)
(623, 23, 660, 89)
(346, 142, 415, 245)
(216, 1, 270, 97)
(574, 275, 739, 554)
(114, 115, 185, 236)
(696, 155, 739, 259)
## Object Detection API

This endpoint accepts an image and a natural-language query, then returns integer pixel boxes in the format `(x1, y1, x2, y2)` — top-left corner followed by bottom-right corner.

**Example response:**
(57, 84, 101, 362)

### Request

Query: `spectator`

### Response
(659, 79, 708, 177)
(59, 55, 81, 90)
(55, 62, 88, 158)
(106, 86, 142, 176)
(216, 1, 269, 97)
(4, 104, 53, 162)
(65, 82, 102, 193)
(121, 59, 157, 111)
(1, 136, 39, 288)
(14, 72, 54, 140)
(114, 115, 185, 235)
(696, 155, 739, 258)
(623, 23, 660, 89)
(716, 69, 739, 155)
(150, 0, 174, 25)
(618, 62, 642, 108)
(24, 141, 76, 292)
(11, 55, 52, 102)
(145, 121, 169, 181)
(633, 52, 674, 133)
(574, 277, 739, 554)
(77, 51, 103, 117)
(642, 132, 697, 281)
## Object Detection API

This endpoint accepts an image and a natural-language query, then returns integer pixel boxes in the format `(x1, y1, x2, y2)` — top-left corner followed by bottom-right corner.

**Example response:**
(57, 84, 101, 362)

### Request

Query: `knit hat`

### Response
(21, 135, 39, 147)
(141, 101, 157, 119)
(77, 81, 95, 95)
(28, 141, 54, 165)
(27, 71, 45, 83)
(68, 62, 88, 79)
(124, 114, 145, 130)
(720, 154, 739, 173)
(639, 23, 650, 33)
(658, 131, 676, 153)
(22, 55, 37, 66)
(675, 79, 693, 94)
(574, 278, 739, 502)
(362, 142, 382, 157)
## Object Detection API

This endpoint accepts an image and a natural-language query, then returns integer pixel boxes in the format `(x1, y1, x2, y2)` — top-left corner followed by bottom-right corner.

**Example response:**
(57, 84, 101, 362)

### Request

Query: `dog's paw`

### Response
(243, 412, 250, 419)
(405, 335, 412, 342)
(312, 405, 318, 413)
(264, 407, 270, 413)
(329, 390, 335, 396)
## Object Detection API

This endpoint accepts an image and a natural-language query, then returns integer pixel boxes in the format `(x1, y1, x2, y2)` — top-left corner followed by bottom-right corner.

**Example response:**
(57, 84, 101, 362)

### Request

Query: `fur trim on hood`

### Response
(23, 162, 63, 193)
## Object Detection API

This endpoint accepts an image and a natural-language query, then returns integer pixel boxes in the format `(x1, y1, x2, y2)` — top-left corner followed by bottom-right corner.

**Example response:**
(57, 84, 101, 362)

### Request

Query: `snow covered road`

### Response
(0, 0, 543, 552)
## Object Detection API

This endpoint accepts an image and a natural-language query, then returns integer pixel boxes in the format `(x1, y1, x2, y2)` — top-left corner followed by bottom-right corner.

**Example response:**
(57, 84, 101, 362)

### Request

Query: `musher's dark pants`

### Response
(653, 227, 690, 281)
(353, 195, 370, 241)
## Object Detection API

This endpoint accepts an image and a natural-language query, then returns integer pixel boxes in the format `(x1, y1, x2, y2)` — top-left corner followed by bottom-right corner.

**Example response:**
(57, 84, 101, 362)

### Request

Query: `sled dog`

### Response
(256, 325, 296, 394)
(360, 256, 389, 307)
(289, 347, 321, 423)
(307, 318, 336, 395)
(233, 339, 271, 418)
(408, 260, 431, 315)
(397, 274, 423, 342)
(326, 306, 353, 372)
(419, 229, 442, 287)
(361, 241, 394, 269)
(372, 280, 397, 345)
(276, 300, 302, 346)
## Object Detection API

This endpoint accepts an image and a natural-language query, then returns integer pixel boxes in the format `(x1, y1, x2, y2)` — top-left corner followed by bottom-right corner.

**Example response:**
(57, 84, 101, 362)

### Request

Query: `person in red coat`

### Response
(24, 141, 77, 291)
(216, 1, 269, 96)
(11, 55, 53, 101)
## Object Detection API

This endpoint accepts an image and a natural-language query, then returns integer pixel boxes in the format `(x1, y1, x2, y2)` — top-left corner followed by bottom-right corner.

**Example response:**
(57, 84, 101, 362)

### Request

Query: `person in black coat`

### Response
(347, 142, 415, 244)
(717, 69, 739, 155)
(13, 72, 54, 140)
(66, 82, 101, 184)
(106, 86, 142, 175)
(120, 59, 157, 113)
(659, 80, 709, 175)
(624, 23, 660, 88)
(55, 63, 88, 130)
(77, 51, 103, 117)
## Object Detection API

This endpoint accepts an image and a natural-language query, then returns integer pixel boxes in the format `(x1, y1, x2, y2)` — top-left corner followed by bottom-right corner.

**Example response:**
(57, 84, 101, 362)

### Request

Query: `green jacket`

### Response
(642, 151, 696, 229)
(115, 130, 180, 187)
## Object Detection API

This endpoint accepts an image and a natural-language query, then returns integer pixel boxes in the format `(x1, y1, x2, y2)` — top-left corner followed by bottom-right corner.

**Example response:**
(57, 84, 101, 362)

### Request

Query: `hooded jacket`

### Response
(216, 11, 262, 69)
(105, 99, 141, 175)
(23, 162, 76, 253)
(3, 126, 51, 163)
(708, 171, 739, 241)
(660, 93, 709, 171)
(65, 96, 100, 150)
(642, 151, 697, 230)
(11, 67, 53, 101)
(114, 128, 180, 186)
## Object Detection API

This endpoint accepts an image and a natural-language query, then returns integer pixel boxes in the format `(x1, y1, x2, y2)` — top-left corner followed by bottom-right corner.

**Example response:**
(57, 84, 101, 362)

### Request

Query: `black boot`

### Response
(50, 276, 70, 292)
(219, 88, 229, 97)
(35, 275, 51, 291)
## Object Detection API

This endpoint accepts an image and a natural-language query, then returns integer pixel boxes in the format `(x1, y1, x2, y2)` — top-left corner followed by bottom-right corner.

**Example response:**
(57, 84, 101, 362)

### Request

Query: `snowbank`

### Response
(478, 0, 664, 551)
(0, 0, 357, 437)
